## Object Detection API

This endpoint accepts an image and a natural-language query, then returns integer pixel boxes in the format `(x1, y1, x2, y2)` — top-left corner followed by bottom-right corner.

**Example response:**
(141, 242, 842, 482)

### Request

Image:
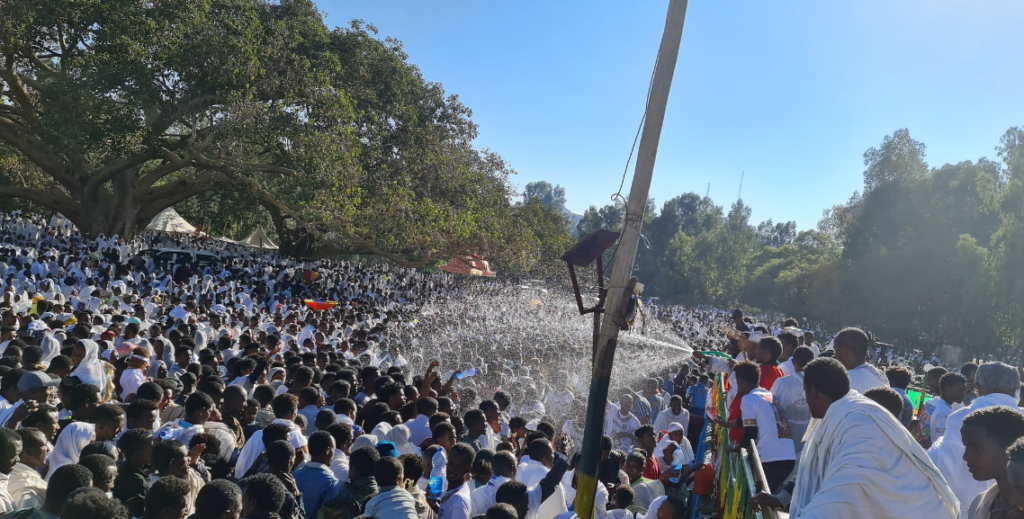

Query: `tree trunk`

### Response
(264, 202, 317, 257)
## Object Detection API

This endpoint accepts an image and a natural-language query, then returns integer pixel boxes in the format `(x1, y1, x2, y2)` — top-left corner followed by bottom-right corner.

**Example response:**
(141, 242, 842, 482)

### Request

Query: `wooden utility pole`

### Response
(574, 1, 689, 518)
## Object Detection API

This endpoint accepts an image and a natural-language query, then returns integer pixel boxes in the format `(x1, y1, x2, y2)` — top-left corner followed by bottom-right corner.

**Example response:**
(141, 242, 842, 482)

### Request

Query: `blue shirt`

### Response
(687, 384, 709, 410)
(293, 462, 341, 519)
(892, 387, 915, 428)
(298, 405, 320, 437)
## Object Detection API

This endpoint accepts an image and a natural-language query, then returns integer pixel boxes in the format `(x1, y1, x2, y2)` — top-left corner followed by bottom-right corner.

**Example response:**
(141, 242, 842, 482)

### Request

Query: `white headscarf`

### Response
(385, 424, 420, 456)
(351, 434, 378, 452)
(40, 332, 61, 366)
(656, 422, 694, 471)
(370, 422, 392, 441)
(193, 330, 207, 356)
(70, 339, 108, 390)
(46, 421, 95, 481)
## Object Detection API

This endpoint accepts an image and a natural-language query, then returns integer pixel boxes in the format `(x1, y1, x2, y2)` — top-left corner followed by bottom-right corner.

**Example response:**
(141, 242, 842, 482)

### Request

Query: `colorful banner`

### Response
(304, 299, 339, 311)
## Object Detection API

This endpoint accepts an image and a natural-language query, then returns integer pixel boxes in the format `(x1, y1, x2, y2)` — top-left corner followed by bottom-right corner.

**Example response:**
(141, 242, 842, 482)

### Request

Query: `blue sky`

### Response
(317, 0, 1024, 230)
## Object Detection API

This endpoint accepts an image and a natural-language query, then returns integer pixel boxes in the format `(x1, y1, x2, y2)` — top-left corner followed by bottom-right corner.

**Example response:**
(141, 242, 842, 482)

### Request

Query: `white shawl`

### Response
(70, 340, 108, 390)
(46, 421, 95, 481)
(929, 392, 1020, 519)
(791, 391, 959, 519)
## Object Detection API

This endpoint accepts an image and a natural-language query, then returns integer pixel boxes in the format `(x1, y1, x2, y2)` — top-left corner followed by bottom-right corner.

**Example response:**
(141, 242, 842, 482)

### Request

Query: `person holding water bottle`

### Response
(435, 443, 475, 519)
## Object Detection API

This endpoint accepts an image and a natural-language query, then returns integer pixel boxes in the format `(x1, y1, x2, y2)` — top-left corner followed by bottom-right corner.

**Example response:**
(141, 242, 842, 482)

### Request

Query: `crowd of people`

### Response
(0, 211, 1020, 519)
(679, 308, 1024, 519)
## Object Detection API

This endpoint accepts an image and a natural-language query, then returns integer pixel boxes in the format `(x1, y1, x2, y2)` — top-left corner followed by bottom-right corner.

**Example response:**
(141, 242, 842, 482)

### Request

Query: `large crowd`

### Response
(0, 211, 1019, 519)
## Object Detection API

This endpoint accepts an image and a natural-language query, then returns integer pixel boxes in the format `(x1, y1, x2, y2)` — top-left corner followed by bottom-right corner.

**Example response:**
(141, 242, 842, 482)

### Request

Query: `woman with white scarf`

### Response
(654, 422, 694, 472)
(70, 340, 110, 399)
(46, 421, 95, 481)
(385, 424, 421, 457)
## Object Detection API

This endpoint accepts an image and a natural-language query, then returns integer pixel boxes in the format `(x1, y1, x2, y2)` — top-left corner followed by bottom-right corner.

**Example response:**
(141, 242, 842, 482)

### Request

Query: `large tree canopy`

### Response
(0, 0, 527, 267)
(0, 0, 352, 237)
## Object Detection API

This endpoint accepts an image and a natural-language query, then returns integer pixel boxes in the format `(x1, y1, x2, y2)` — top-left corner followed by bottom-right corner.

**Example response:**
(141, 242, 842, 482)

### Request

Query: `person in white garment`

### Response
(652, 396, 688, 438)
(606, 395, 640, 453)
(832, 327, 888, 394)
(929, 372, 967, 444)
(777, 332, 799, 377)
(929, 361, 1022, 519)
(769, 346, 815, 454)
(780, 357, 959, 519)
(803, 331, 820, 357)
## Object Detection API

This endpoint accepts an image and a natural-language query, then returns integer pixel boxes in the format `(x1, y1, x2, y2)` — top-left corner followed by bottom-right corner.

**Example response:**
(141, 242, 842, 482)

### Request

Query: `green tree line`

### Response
(569, 127, 1024, 358)
(0, 0, 571, 275)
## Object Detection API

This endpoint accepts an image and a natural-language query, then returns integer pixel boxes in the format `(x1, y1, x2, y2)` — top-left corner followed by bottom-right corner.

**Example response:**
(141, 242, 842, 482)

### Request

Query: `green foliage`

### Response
(523, 181, 567, 209)
(493, 198, 576, 277)
(0, 2, 556, 268)
(611, 127, 1024, 358)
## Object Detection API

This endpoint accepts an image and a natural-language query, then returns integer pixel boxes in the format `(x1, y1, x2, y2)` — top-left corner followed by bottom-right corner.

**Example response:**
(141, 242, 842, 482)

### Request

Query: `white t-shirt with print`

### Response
(741, 387, 796, 463)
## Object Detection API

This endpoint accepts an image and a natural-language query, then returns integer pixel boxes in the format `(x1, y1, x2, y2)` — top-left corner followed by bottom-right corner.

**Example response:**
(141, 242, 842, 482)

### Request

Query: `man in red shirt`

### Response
(634, 424, 661, 479)
(753, 336, 785, 391)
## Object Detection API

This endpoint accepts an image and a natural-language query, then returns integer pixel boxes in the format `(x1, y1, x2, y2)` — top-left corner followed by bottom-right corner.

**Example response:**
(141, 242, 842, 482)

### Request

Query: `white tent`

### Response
(147, 208, 196, 234)
(237, 228, 278, 250)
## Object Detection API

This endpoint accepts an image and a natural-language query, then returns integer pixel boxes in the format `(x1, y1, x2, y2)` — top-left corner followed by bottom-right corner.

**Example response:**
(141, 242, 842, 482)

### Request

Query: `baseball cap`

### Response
(18, 371, 59, 393)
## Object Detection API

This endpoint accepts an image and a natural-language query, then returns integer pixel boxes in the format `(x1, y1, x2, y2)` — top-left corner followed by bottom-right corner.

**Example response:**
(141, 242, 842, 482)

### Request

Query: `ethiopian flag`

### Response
(304, 299, 339, 311)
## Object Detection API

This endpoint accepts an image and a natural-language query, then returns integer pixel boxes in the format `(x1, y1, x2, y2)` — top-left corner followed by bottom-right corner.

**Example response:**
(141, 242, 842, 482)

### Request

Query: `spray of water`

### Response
(386, 282, 693, 424)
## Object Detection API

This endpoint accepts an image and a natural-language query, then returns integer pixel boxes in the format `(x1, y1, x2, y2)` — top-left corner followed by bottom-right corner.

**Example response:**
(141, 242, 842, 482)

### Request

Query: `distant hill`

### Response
(561, 206, 583, 225)
(560, 206, 583, 235)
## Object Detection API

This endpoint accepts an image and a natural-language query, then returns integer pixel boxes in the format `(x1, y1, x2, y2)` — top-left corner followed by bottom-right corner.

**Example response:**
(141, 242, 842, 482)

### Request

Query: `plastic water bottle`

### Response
(428, 448, 447, 499)
(669, 447, 684, 484)
(454, 368, 478, 380)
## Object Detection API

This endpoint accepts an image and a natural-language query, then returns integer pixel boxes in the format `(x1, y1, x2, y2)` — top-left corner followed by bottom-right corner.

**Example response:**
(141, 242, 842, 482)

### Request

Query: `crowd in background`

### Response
(0, 211, 1020, 519)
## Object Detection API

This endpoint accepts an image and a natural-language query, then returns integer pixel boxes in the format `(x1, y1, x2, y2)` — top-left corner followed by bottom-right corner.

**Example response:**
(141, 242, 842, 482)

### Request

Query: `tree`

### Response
(862, 128, 928, 192)
(0, 2, 523, 266)
(523, 181, 567, 209)
(0, 0, 353, 237)
(493, 198, 575, 277)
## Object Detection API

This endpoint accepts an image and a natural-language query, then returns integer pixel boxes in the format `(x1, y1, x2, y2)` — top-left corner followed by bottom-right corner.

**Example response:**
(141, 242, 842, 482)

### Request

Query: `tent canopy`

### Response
(237, 228, 279, 250)
(147, 208, 196, 234)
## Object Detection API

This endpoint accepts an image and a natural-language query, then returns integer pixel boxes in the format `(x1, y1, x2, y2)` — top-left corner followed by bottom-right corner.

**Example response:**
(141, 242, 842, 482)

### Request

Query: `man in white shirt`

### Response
(235, 395, 308, 477)
(605, 395, 640, 453)
(439, 444, 474, 519)
(803, 331, 820, 357)
(832, 327, 888, 394)
(652, 396, 689, 438)
(487, 450, 569, 519)
(929, 362, 1022, 518)
(733, 362, 796, 492)
(517, 439, 554, 487)
(928, 372, 966, 443)
(777, 332, 799, 377)
(406, 398, 436, 448)
(770, 346, 814, 454)
(472, 451, 515, 515)
(326, 422, 353, 483)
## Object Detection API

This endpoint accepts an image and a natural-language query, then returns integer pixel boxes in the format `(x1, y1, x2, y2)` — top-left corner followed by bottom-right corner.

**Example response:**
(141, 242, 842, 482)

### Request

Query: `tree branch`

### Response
(149, 96, 226, 136)
(0, 184, 78, 214)
(0, 54, 36, 120)
(0, 118, 76, 189)
(136, 148, 190, 188)
(87, 148, 162, 189)
(15, 73, 41, 93)
(19, 48, 56, 74)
